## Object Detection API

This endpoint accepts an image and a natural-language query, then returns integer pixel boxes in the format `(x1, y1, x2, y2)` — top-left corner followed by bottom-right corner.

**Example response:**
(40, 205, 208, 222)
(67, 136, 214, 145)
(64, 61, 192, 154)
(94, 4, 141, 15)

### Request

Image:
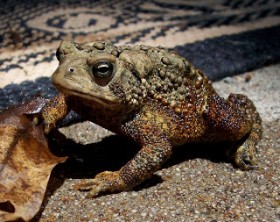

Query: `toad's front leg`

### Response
(42, 93, 69, 134)
(75, 134, 172, 198)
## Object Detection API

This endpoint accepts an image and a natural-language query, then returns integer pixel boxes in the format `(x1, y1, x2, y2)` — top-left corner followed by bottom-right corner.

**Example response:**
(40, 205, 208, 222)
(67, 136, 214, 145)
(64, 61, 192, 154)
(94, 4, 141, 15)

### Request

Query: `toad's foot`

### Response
(75, 171, 126, 198)
(233, 137, 258, 170)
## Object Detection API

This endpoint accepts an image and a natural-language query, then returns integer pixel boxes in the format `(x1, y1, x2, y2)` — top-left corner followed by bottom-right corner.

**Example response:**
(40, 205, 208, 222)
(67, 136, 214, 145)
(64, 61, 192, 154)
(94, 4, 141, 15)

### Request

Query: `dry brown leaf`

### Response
(0, 97, 67, 222)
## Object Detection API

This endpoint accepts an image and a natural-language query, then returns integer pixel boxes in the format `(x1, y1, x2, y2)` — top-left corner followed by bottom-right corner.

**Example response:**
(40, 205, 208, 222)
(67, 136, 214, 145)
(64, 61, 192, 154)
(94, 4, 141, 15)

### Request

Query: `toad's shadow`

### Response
(50, 134, 231, 187)
(33, 134, 231, 221)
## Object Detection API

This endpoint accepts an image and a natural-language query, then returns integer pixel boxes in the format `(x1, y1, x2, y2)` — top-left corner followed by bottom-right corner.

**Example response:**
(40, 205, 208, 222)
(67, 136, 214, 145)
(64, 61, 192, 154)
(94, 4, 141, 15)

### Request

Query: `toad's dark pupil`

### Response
(98, 66, 109, 73)
(93, 62, 113, 78)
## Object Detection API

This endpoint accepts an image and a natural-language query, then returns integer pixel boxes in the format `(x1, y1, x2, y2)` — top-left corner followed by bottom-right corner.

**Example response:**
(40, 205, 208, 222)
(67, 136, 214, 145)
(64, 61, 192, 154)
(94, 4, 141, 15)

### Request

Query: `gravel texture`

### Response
(32, 64, 280, 222)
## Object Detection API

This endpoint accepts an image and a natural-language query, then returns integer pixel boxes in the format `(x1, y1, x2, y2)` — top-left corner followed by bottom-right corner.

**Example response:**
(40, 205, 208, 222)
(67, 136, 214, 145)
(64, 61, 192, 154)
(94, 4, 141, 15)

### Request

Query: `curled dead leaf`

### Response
(0, 97, 67, 222)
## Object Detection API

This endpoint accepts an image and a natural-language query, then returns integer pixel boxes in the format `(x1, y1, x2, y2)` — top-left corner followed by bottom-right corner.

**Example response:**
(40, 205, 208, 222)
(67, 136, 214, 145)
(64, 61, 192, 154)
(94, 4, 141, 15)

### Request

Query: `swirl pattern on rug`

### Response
(0, 0, 280, 109)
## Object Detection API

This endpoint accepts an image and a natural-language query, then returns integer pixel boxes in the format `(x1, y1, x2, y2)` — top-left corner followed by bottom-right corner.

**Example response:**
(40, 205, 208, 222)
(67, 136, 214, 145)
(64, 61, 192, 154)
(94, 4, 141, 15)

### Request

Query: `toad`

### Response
(43, 41, 262, 197)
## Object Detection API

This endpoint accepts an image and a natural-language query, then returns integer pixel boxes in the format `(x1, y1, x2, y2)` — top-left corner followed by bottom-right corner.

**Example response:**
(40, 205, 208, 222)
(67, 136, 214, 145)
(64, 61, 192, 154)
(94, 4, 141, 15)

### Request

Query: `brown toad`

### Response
(44, 41, 262, 197)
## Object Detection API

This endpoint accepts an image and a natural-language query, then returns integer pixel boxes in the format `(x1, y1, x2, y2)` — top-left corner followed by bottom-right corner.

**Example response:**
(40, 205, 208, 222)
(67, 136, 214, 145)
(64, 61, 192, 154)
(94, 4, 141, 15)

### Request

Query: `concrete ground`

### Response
(33, 64, 280, 222)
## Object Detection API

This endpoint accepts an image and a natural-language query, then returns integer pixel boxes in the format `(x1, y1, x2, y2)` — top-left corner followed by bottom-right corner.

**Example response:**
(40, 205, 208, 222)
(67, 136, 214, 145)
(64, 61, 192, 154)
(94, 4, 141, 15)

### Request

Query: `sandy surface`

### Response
(33, 64, 280, 222)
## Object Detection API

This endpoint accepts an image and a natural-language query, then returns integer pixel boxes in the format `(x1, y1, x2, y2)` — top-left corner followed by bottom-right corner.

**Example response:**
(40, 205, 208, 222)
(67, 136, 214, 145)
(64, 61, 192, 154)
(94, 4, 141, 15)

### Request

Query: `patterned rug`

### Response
(1, 0, 280, 110)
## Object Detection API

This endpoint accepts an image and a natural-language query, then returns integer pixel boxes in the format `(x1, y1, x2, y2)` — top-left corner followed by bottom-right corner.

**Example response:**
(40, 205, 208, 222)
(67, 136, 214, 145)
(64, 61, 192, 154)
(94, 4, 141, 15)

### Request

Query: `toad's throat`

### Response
(54, 83, 120, 109)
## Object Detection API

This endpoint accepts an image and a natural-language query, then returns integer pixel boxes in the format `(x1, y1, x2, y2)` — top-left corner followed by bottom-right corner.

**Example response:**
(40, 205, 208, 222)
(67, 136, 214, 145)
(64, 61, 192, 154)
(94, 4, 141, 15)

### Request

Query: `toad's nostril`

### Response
(69, 67, 75, 73)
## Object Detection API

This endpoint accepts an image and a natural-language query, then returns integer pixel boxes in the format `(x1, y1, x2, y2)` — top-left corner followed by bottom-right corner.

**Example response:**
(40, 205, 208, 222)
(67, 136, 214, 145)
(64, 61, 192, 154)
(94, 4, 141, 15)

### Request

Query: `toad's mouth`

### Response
(54, 83, 120, 109)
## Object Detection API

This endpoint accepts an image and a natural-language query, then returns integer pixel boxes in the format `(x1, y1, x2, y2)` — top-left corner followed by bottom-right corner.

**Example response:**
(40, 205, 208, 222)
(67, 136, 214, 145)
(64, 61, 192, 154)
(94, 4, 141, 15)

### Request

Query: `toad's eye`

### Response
(92, 62, 113, 78)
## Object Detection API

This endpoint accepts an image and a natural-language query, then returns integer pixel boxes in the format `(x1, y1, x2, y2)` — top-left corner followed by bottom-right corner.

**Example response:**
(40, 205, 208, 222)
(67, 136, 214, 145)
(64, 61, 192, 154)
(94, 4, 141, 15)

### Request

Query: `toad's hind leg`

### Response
(226, 94, 262, 170)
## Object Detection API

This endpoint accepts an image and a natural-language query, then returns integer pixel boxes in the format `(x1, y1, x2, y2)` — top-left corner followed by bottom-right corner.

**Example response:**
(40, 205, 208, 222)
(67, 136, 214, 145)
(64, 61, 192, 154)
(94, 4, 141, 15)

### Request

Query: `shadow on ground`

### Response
(31, 134, 232, 221)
